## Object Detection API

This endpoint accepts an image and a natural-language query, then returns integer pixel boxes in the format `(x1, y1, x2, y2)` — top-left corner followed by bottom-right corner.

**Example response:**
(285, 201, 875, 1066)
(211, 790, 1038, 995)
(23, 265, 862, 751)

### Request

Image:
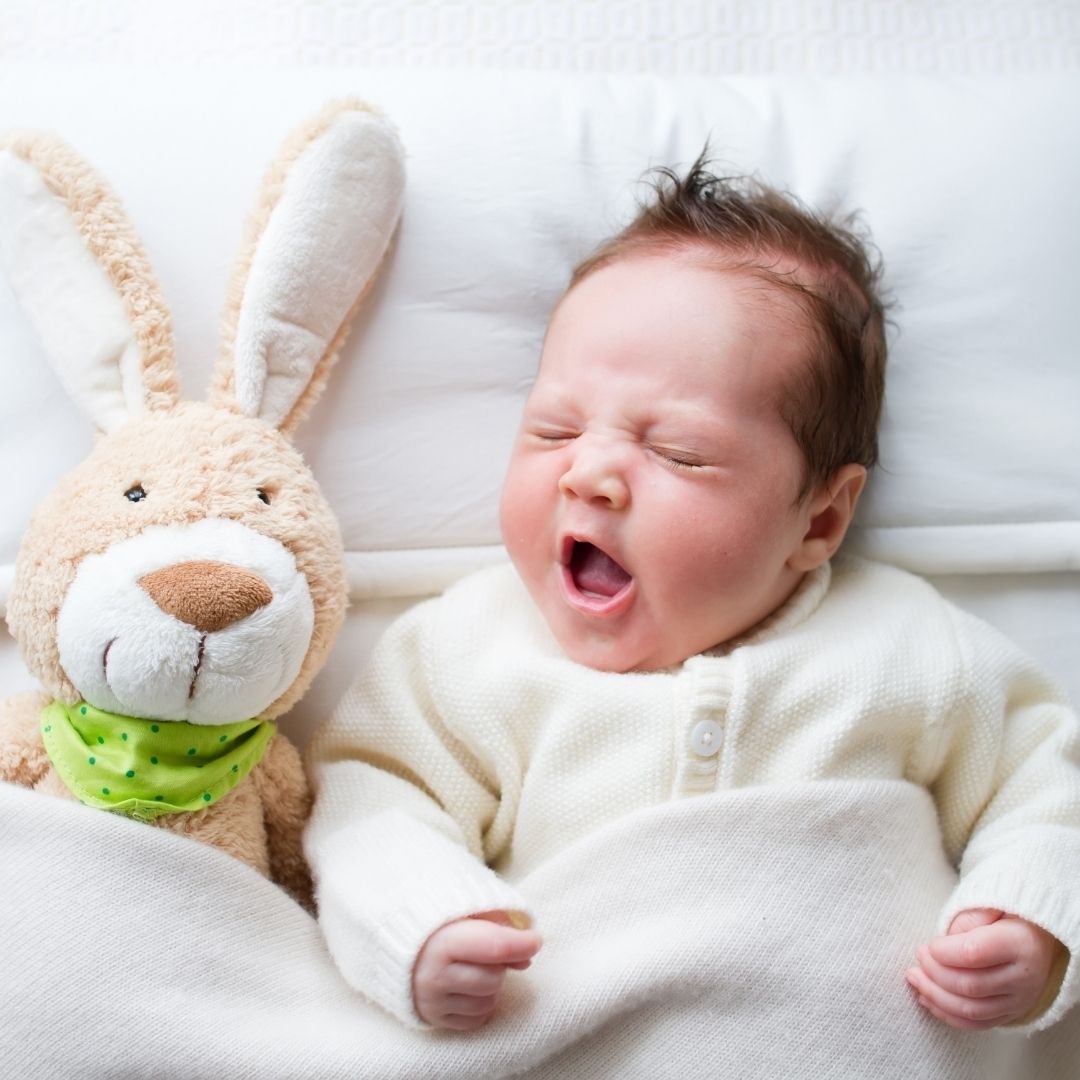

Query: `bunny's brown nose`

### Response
(139, 560, 273, 633)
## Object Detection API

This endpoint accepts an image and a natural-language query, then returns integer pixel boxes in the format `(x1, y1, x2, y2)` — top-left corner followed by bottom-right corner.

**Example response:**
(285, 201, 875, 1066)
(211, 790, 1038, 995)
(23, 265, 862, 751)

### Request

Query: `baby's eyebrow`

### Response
(524, 385, 580, 415)
(643, 401, 721, 432)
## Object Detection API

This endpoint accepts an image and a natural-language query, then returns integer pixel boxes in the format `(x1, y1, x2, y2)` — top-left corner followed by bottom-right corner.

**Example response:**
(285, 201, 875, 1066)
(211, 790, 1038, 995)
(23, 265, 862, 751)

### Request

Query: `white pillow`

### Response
(1, 68, 1077, 718)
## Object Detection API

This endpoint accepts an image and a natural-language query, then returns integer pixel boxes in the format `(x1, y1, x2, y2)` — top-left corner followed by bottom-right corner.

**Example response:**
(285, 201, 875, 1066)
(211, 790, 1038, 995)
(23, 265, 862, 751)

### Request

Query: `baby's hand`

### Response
(906, 908, 1065, 1030)
(412, 911, 543, 1030)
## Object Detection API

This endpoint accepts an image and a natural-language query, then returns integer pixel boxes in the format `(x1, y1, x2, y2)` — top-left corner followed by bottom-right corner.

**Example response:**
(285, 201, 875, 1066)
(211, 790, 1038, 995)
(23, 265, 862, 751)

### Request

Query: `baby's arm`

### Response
(305, 593, 536, 1026)
(412, 912, 543, 1030)
(917, 605, 1080, 1031)
(907, 908, 1066, 1030)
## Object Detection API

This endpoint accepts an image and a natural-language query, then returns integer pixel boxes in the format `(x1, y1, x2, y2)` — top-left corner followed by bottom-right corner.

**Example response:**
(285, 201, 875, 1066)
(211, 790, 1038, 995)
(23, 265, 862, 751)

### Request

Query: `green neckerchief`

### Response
(41, 701, 275, 822)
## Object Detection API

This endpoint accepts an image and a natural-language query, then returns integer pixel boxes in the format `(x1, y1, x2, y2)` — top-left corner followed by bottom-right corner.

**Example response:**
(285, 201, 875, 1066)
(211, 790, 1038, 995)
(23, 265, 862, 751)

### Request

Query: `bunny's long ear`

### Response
(211, 100, 405, 434)
(0, 133, 178, 433)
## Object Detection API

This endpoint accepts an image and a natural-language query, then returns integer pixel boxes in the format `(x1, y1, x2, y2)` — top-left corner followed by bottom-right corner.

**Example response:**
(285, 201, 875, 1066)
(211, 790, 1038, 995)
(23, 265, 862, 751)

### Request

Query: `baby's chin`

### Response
(550, 623, 677, 674)
(564, 646, 641, 673)
(547, 606, 747, 672)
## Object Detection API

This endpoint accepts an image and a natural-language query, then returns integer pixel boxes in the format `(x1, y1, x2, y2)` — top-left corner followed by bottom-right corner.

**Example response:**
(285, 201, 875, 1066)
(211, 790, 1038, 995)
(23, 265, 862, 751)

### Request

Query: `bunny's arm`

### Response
(0, 690, 52, 786)
(251, 732, 315, 911)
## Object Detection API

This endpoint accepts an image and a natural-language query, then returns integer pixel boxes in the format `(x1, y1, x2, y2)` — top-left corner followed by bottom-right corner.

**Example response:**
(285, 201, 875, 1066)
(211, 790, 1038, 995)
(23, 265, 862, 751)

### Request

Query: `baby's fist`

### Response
(907, 908, 1066, 1030)
(412, 911, 542, 1030)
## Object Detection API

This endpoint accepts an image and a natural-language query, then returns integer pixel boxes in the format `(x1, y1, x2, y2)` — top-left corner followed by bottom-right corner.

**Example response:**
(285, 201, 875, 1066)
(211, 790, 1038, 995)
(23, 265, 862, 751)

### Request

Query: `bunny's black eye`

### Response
(256, 488, 271, 505)
(124, 485, 147, 503)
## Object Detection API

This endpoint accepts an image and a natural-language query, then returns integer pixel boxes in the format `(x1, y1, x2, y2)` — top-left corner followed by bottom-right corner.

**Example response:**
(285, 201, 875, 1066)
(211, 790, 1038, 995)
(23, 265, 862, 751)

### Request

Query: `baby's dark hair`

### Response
(569, 153, 888, 500)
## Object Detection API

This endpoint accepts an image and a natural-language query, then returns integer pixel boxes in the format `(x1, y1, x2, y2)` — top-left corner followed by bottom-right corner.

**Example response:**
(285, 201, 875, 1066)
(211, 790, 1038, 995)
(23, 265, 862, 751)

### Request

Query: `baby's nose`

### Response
(558, 438, 631, 508)
(139, 560, 273, 633)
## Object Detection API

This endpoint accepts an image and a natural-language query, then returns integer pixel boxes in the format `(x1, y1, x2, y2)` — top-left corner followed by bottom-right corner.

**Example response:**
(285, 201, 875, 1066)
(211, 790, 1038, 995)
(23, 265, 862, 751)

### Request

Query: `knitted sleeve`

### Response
(303, 594, 532, 1026)
(931, 605, 1080, 1032)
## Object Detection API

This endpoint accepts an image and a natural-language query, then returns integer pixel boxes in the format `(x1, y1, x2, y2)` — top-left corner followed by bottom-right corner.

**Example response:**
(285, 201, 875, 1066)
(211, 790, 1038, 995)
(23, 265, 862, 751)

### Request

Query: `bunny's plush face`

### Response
(7, 403, 346, 725)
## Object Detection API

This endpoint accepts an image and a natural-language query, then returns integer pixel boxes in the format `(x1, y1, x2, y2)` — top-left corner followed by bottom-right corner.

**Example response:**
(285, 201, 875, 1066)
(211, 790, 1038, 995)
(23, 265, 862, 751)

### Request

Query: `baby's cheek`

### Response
(498, 485, 529, 557)
(499, 458, 549, 553)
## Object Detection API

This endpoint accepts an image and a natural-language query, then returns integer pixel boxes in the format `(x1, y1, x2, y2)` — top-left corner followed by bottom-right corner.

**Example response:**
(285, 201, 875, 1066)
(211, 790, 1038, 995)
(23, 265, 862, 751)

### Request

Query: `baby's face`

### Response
(500, 251, 822, 672)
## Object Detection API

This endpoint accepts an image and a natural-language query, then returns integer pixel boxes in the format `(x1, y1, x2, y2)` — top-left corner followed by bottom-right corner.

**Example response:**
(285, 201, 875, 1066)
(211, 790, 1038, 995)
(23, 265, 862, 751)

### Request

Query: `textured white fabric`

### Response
(305, 555, 1080, 1033)
(1, 1, 1077, 74)
(2, 777, 1078, 1078)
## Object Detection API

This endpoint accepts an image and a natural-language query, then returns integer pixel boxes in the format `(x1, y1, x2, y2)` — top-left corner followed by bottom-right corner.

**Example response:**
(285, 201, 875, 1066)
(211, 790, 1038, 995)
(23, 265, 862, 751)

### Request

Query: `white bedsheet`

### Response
(2, 778, 1077, 1079)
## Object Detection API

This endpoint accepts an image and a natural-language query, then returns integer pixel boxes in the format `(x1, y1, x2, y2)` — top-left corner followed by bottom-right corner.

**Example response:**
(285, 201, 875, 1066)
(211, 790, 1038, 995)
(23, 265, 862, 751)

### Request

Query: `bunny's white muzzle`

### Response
(56, 518, 315, 724)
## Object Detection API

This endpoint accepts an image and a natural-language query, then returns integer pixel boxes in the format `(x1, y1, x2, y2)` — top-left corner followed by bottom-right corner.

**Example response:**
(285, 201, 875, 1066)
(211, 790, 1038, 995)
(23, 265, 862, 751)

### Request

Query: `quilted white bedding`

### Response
(2, 1, 1077, 75)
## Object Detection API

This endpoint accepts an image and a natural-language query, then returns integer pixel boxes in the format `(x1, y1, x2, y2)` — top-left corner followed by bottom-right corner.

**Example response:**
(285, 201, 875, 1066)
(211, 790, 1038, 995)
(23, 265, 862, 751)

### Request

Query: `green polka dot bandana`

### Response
(40, 701, 276, 821)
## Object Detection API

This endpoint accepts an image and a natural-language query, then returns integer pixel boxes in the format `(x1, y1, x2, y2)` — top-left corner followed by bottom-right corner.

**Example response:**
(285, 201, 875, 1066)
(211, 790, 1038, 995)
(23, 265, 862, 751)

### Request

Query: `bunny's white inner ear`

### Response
(232, 111, 405, 427)
(0, 150, 145, 433)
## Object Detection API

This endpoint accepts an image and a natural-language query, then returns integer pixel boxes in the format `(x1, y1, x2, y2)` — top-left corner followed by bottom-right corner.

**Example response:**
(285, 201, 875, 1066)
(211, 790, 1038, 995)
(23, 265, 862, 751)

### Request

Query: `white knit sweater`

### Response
(305, 554, 1080, 1029)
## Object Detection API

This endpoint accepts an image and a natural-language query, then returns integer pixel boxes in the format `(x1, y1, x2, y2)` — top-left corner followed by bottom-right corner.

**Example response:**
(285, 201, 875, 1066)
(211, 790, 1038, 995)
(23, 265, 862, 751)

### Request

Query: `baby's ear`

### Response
(208, 100, 405, 436)
(0, 132, 178, 432)
(788, 464, 867, 572)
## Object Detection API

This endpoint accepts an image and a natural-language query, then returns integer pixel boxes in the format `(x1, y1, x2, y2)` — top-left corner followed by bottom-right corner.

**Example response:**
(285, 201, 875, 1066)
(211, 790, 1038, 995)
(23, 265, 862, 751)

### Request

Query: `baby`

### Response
(305, 159, 1078, 1036)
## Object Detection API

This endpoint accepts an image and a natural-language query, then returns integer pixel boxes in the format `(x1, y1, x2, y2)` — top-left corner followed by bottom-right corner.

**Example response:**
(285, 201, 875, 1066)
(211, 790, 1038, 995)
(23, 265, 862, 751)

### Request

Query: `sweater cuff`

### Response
(311, 813, 532, 1027)
(941, 869, 1080, 1033)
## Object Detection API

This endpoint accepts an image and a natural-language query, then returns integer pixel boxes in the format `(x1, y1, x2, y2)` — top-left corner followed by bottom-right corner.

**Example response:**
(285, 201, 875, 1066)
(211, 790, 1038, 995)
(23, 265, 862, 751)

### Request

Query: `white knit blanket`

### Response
(0, 778, 1075, 1078)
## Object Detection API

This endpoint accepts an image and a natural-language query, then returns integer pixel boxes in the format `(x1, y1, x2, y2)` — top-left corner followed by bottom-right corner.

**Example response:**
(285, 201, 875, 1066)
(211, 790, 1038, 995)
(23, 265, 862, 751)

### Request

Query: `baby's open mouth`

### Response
(568, 541, 632, 599)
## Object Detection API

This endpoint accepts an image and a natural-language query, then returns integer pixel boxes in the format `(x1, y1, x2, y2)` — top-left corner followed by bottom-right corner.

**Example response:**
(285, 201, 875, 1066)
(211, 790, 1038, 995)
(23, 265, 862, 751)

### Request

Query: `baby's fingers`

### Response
(926, 922, 1018, 970)
(441, 961, 508, 997)
(947, 908, 1003, 936)
(433, 1008, 497, 1032)
(914, 991, 1012, 1032)
(448, 921, 543, 968)
(912, 945, 1015, 999)
(906, 967, 1015, 1030)
(439, 992, 500, 1017)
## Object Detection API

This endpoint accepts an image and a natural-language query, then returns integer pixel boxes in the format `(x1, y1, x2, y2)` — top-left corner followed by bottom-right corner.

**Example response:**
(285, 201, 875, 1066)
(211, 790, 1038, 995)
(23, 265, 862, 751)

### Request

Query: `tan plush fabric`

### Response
(0, 103, 403, 905)
(0, 130, 178, 417)
(7, 403, 346, 714)
(1, 408, 337, 904)
(211, 96, 391, 435)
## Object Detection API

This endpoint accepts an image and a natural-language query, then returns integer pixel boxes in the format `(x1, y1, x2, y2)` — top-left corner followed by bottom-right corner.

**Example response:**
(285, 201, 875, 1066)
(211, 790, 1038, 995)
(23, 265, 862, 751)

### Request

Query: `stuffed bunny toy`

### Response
(0, 100, 405, 909)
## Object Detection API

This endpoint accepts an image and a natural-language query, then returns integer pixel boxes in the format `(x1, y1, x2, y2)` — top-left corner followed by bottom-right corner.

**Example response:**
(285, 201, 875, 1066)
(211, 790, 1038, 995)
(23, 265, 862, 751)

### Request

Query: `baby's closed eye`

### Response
(646, 444, 707, 470)
(519, 390, 585, 442)
(527, 425, 580, 444)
